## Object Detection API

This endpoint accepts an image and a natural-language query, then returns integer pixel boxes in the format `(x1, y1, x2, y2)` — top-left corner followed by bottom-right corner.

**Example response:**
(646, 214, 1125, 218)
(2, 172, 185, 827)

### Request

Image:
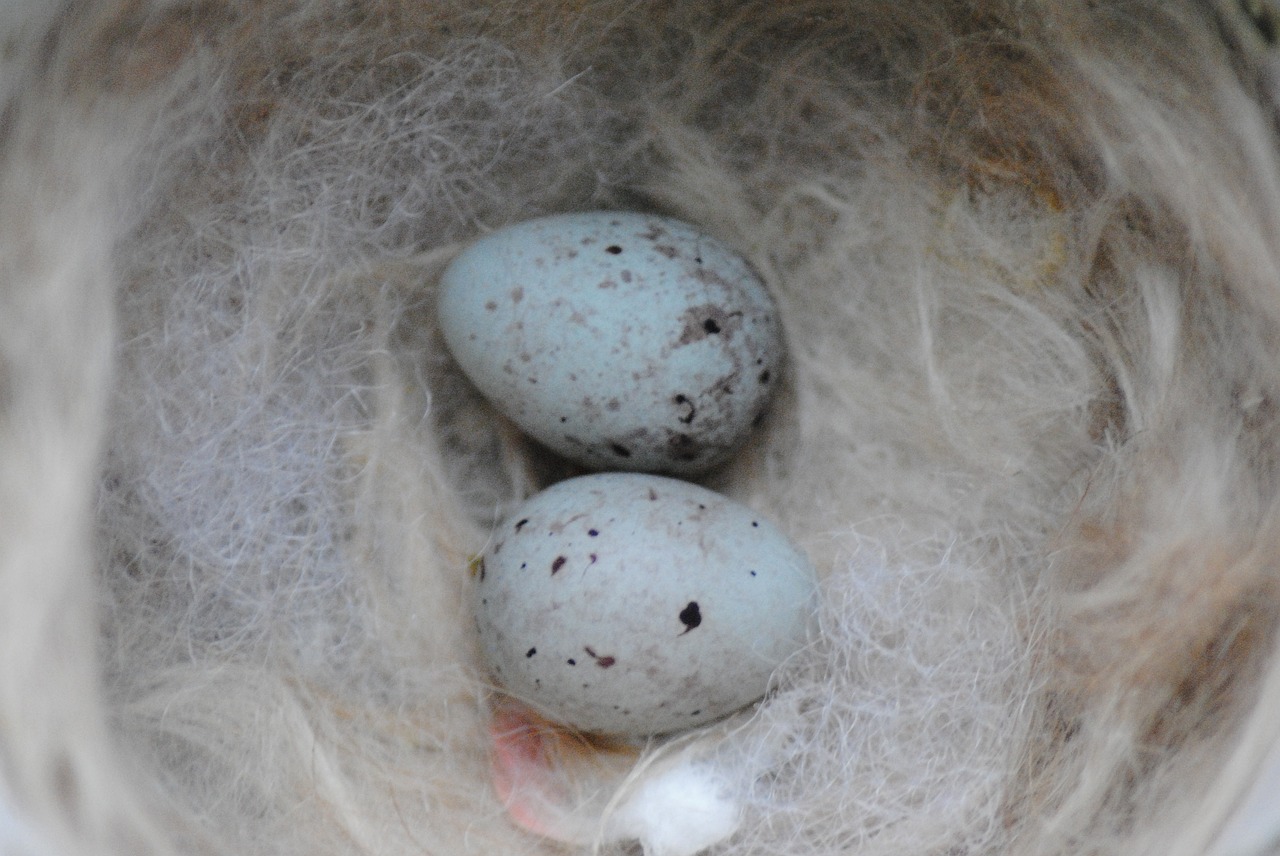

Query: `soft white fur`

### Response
(4, 1, 1280, 855)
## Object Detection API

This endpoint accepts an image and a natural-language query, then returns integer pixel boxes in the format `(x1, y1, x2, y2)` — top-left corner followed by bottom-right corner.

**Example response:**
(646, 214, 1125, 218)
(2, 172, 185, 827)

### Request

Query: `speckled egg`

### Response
(473, 473, 817, 737)
(438, 212, 783, 476)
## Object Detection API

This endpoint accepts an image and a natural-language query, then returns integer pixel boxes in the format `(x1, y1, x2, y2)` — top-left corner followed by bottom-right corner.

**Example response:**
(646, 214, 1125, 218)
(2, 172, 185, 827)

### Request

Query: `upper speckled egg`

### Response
(438, 212, 783, 475)
(473, 473, 817, 737)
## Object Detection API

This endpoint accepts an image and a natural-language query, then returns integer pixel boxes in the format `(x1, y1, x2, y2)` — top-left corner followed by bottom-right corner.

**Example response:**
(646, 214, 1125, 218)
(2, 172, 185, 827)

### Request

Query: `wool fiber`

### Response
(4, 2, 1280, 856)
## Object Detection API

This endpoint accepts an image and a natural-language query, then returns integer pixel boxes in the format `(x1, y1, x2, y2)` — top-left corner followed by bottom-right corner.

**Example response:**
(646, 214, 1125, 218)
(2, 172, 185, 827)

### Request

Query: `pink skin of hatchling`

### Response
(488, 699, 641, 842)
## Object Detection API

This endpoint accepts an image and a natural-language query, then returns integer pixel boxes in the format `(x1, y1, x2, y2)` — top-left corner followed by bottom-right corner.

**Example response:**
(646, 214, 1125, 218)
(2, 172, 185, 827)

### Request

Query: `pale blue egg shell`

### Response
(438, 212, 782, 475)
(474, 473, 817, 737)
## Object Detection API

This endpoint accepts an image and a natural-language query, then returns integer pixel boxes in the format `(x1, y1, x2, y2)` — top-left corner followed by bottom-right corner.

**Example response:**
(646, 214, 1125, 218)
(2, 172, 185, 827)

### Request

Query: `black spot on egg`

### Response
(526, 648, 537, 658)
(567, 658, 577, 666)
(515, 518, 529, 532)
(703, 318, 721, 334)
(605, 244, 623, 254)
(588, 528, 599, 537)
(551, 556, 566, 574)
(674, 394, 696, 424)
(679, 601, 702, 633)
(610, 442, 632, 458)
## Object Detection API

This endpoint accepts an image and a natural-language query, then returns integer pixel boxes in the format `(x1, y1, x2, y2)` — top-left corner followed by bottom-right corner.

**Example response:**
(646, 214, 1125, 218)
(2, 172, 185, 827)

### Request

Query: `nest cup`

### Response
(4, 2, 1280, 856)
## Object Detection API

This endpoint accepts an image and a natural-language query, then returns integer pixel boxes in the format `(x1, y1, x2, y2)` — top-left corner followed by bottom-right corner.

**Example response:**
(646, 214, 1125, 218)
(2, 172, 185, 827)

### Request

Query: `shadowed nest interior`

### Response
(3, 1, 1280, 854)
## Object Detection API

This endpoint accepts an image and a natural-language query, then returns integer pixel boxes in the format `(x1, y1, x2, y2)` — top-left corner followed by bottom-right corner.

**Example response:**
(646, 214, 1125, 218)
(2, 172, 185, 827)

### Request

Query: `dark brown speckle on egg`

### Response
(584, 646, 617, 668)
(674, 394, 696, 424)
(679, 601, 702, 633)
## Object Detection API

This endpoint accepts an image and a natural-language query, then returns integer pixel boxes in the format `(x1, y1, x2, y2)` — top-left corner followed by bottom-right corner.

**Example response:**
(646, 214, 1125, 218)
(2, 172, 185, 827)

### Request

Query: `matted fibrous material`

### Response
(5, 1, 1280, 854)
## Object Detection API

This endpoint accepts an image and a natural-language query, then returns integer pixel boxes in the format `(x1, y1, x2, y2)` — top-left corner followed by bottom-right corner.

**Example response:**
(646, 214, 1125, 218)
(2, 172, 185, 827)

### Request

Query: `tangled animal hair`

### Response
(4, 1, 1280, 855)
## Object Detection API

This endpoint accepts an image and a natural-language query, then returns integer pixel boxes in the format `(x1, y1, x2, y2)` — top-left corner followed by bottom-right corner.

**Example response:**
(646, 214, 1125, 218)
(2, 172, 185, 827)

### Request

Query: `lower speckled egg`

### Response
(437, 211, 783, 476)
(473, 473, 818, 737)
